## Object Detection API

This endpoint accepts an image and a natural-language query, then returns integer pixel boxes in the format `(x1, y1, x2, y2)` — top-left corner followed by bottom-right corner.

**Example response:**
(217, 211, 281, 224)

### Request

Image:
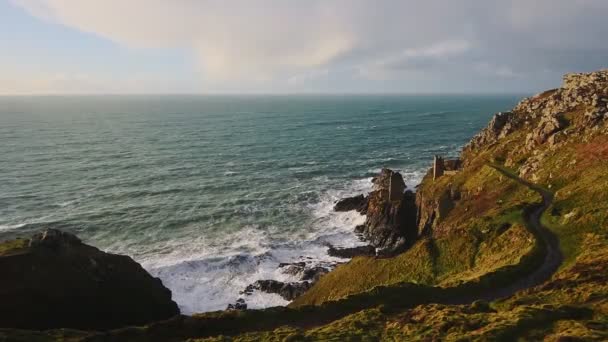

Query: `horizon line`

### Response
(0, 91, 531, 97)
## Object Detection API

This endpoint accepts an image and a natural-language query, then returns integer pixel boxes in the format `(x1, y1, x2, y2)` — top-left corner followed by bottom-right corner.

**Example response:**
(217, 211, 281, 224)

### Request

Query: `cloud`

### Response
(359, 40, 472, 80)
(8, 0, 608, 92)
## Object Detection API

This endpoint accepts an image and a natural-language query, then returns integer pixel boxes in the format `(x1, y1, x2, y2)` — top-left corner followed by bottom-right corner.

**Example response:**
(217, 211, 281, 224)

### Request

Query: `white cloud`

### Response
(8, 0, 608, 92)
(12, 0, 356, 81)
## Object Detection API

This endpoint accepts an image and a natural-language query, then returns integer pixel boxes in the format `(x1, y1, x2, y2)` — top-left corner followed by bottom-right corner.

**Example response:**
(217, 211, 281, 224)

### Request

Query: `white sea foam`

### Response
(0, 223, 26, 231)
(139, 169, 425, 314)
(0, 214, 55, 232)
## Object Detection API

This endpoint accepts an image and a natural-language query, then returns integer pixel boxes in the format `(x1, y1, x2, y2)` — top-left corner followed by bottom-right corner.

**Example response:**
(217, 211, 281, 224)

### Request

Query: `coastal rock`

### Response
(327, 245, 376, 258)
(240, 262, 332, 302)
(277, 262, 330, 282)
(242, 280, 312, 301)
(357, 169, 418, 255)
(226, 298, 247, 310)
(301, 266, 330, 282)
(28, 229, 82, 248)
(466, 111, 517, 151)
(278, 261, 307, 276)
(333, 194, 368, 213)
(0, 229, 179, 330)
(525, 113, 566, 149)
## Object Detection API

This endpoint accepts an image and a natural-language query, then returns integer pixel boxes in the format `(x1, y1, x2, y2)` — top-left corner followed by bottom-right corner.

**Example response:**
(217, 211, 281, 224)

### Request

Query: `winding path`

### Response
(476, 165, 563, 300)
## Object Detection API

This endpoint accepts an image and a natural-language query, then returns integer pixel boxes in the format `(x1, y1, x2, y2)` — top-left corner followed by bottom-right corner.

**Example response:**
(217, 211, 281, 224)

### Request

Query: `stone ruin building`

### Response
(433, 155, 462, 180)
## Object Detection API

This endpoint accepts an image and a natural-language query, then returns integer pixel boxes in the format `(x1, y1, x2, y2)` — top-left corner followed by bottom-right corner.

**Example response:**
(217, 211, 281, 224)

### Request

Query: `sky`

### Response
(2, 0, 608, 94)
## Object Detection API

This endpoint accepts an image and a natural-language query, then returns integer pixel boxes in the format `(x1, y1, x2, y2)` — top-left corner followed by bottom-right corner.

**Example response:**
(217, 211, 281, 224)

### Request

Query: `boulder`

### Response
(466, 111, 516, 151)
(226, 298, 247, 310)
(525, 114, 566, 149)
(278, 261, 307, 276)
(277, 262, 330, 282)
(0, 229, 179, 330)
(242, 280, 312, 301)
(327, 245, 376, 258)
(333, 194, 368, 213)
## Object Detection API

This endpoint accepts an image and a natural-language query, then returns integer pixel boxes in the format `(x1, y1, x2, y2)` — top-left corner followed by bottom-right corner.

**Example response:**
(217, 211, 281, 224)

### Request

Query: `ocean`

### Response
(0, 94, 522, 313)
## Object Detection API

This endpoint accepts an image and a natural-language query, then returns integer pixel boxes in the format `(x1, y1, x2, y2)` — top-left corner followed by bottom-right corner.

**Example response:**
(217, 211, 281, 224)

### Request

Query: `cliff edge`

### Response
(0, 229, 179, 331)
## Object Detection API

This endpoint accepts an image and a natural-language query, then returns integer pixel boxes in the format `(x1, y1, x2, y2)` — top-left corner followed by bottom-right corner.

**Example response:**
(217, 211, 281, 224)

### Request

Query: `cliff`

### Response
(0, 229, 179, 331)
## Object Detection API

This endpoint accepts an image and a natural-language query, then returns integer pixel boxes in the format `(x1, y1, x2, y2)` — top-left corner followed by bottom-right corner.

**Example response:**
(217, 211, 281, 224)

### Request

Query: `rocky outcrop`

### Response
(524, 114, 566, 150)
(333, 169, 418, 256)
(333, 194, 368, 213)
(226, 298, 247, 310)
(415, 186, 459, 236)
(236, 262, 331, 305)
(0, 229, 179, 331)
(327, 245, 376, 258)
(242, 280, 312, 301)
(465, 111, 517, 152)
(277, 262, 331, 282)
(356, 169, 418, 256)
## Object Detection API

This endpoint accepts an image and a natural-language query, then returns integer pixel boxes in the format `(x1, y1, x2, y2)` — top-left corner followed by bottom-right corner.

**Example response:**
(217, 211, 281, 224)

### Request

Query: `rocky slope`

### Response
(0, 229, 179, 330)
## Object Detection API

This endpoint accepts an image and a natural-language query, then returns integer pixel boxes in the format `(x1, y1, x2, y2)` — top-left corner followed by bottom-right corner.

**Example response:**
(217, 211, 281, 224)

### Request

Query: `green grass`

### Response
(293, 162, 540, 307)
(0, 238, 28, 256)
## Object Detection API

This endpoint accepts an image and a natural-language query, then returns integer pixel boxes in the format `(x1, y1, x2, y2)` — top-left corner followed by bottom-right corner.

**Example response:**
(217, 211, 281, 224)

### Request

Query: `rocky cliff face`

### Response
(465, 70, 608, 177)
(0, 229, 179, 330)
(413, 70, 608, 234)
(336, 169, 418, 255)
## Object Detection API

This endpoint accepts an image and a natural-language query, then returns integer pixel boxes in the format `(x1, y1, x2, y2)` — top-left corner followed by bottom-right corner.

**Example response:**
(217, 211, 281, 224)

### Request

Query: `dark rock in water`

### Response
(277, 262, 330, 283)
(278, 261, 306, 268)
(278, 262, 307, 276)
(226, 298, 247, 310)
(334, 194, 368, 213)
(354, 224, 366, 234)
(242, 280, 312, 301)
(357, 169, 418, 256)
(0, 229, 180, 331)
(327, 245, 376, 258)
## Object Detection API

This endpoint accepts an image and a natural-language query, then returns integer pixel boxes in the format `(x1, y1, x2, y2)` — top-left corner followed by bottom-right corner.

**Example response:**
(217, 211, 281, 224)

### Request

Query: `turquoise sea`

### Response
(0, 95, 522, 313)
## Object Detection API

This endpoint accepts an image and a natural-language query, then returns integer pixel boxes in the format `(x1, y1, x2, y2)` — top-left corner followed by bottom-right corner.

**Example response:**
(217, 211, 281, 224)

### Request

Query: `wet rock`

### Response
(226, 298, 247, 310)
(0, 229, 179, 330)
(301, 266, 330, 282)
(242, 280, 312, 301)
(357, 169, 418, 256)
(334, 194, 367, 213)
(278, 262, 330, 283)
(278, 262, 307, 276)
(327, 245, 376, 258)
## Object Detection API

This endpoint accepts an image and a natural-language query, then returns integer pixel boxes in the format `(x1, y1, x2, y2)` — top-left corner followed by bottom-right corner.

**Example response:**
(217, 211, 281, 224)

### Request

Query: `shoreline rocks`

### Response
(333, 194, 368, 213)
(327, 244, 376, 258)
(241, 280, 313, 301)
(232, 261, 333, 308)
(335, 168, 419, 256)
(0, 229, 179, 330)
